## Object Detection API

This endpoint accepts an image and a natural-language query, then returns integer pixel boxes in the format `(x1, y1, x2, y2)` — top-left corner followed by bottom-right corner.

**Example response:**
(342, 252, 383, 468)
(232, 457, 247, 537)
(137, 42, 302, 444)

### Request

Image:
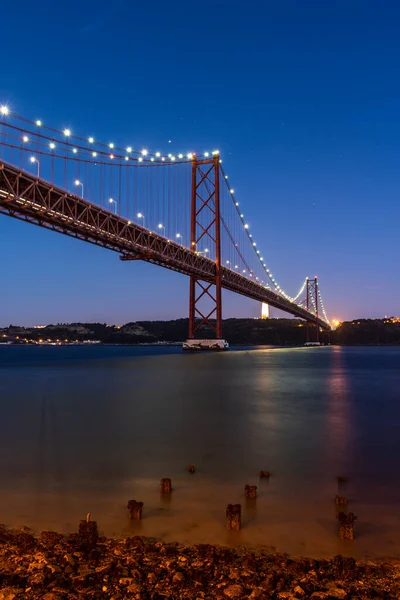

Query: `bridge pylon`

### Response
(306, 277, 320, 344)
(184, 155, 228, 350)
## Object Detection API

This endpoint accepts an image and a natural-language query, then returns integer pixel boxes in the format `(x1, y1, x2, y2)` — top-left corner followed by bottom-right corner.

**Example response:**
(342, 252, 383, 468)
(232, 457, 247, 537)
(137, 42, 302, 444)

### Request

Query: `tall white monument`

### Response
(261, 303, 270, 319)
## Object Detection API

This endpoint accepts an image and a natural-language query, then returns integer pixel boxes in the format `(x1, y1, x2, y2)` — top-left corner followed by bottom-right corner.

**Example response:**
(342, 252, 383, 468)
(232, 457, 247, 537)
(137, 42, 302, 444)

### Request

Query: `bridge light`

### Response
(150, 157, 155, 162)
(204, 248, 209, 253)
(88, 137, 94, 143)
(49, 142, 55, 149)
(156, 152, 161, 157)
(249, 234, 252, 237)
(22, 135, 29, 142)
(256, 250, 260, 254)
(243, 269, 246, 273)
(92, 151, 97, 157)
(138, 157, 143, 162)
(109, 143, 114, 149)
(204, 152, 209, 157)
(187, 153, 193, 159)
(240, 214, 244, 218)
(212, 150, 219, 155)
(125, 156, 129, 161)
(171, 156, 176, 161)
(141, 149, 148, 156)
(36, 119, 42, 126)
(235, 265, 238, 269)
(230, 189, 234, 194)
(0, 105, 9, 115)
(161, 157, 165, 161)
(226, 260, 230, 264)
(235, 202, 239, 206)
(244, 224, 249, 229)
(63, 128, 71, 137)
(253, 242, 256, 246)
(126, 146, 132, 153)
(178, 153, 183, 159)
(72, 148, 77, 153)
(225, 175, 228, 179)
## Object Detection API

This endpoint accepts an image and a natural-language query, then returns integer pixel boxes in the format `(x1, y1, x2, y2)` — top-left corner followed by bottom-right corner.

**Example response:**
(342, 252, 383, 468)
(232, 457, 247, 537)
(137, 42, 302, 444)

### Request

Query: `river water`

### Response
(0, 345, 399, 559)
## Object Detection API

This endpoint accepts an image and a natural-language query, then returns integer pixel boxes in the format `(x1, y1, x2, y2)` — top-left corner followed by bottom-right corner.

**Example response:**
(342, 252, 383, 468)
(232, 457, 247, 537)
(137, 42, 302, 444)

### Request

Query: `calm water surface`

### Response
(0, 345, 399, 558)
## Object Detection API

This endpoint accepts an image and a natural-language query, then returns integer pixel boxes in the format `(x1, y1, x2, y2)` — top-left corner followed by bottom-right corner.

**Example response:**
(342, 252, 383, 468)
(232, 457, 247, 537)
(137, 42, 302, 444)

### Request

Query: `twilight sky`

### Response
(1, 0, 399, 326)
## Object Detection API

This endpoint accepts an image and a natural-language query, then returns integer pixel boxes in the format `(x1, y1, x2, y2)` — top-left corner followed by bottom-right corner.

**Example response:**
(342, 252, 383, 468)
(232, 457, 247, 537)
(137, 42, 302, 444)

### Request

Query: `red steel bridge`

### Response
(0, 106, 330, 341)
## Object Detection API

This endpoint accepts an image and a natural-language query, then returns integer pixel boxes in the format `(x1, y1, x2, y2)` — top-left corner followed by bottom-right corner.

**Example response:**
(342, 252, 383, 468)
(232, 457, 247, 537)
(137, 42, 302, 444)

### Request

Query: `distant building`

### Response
(261, 303, 270, 319)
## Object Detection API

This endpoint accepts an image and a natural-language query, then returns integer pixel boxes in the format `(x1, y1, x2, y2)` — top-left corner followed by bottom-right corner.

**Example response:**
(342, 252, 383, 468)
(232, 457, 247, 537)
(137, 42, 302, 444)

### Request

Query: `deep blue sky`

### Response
(1, 0, 399, 326)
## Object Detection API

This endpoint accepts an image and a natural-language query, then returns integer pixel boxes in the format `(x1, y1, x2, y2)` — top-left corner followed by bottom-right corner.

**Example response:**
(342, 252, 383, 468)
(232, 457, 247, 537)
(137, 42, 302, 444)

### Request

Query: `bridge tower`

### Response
(306, 277, 320, 343)
(184, 155, 228, 350)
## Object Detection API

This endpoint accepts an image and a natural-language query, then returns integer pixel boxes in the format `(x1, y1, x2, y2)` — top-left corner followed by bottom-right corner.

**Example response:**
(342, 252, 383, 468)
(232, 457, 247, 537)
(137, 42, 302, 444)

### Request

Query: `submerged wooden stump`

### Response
(337, 475, 349, 484)
(188, 465, 196, 474)
(338, 512, 357, 540)
(226, 504, 241, 530)
(78, 513, 98, 550)
(245, 485, 257, 499)
(160, 478, 172, 494)
(127, 500, 143, 520)
(335, 495, 348, 507)
(259, 470, 270, 478)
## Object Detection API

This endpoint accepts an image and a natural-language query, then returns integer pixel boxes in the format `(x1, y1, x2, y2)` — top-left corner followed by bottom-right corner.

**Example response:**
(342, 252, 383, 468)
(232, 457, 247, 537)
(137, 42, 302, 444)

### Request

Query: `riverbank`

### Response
(1, 525, 399, 599)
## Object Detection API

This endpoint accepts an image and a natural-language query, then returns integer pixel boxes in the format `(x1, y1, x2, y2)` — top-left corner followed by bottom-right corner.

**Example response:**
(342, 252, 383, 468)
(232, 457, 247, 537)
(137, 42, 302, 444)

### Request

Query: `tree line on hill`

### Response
(2, 318, 400, 345)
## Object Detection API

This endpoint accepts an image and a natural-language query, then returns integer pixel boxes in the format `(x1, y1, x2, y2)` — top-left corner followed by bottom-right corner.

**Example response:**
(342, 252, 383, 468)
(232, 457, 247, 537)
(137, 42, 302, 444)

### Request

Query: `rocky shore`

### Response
(0, 524, 399, 599)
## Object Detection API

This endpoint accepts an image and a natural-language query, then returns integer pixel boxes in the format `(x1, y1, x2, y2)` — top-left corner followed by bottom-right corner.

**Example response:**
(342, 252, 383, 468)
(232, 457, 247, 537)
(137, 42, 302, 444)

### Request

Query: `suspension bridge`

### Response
(0, 105, 330, 348)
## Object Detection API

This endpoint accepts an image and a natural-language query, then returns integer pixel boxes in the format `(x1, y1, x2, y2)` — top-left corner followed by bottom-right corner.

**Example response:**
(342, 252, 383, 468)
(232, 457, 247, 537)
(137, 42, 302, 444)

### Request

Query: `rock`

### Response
(172, 571, 185, 583)
(224, 584, 244, 598)
(0, 590, 19, 600)
(188, 464, 196, 473)
(325, 589, 347, 599)
(294, 585, 306, 597)
(41, 594, 61, 600)
(40, 531, 64, 547)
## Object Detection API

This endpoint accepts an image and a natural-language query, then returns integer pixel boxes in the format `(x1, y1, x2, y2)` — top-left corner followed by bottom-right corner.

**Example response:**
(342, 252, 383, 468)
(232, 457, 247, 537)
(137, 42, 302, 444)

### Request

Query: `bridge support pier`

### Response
(184, 155, 228, 351)
(306, 277, 320, 345)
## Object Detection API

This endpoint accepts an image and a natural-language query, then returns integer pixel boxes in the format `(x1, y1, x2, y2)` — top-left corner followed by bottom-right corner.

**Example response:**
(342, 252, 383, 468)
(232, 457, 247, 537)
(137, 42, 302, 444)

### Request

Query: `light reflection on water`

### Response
(0, 345, 400, 558)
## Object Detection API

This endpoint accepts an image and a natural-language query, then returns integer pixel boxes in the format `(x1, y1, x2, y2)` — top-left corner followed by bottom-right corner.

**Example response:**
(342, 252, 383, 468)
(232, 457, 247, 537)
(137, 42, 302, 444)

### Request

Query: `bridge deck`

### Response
(0, 161, 330, 330)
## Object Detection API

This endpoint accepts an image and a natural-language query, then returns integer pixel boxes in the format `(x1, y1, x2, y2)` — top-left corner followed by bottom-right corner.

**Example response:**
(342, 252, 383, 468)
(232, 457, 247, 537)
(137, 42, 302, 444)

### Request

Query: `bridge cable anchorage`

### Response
(0, 107, 330, 341)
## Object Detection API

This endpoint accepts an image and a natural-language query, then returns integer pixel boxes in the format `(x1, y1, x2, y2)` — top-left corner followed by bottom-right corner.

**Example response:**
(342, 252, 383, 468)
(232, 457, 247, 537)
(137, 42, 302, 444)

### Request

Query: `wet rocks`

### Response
(245, 484, 258, 499)
(224, 584, 244, 598)
(226, 504, 241, 530)
(0, 525, 399, 599)
(160, 478, 172, 493)
(127, 499, 144, 519)
(337, 512, 357, 540)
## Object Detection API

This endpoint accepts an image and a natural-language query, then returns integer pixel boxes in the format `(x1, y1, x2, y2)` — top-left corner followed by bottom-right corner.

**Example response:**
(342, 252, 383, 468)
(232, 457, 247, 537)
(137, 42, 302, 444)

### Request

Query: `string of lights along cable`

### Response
(0, 105, 330, 328)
